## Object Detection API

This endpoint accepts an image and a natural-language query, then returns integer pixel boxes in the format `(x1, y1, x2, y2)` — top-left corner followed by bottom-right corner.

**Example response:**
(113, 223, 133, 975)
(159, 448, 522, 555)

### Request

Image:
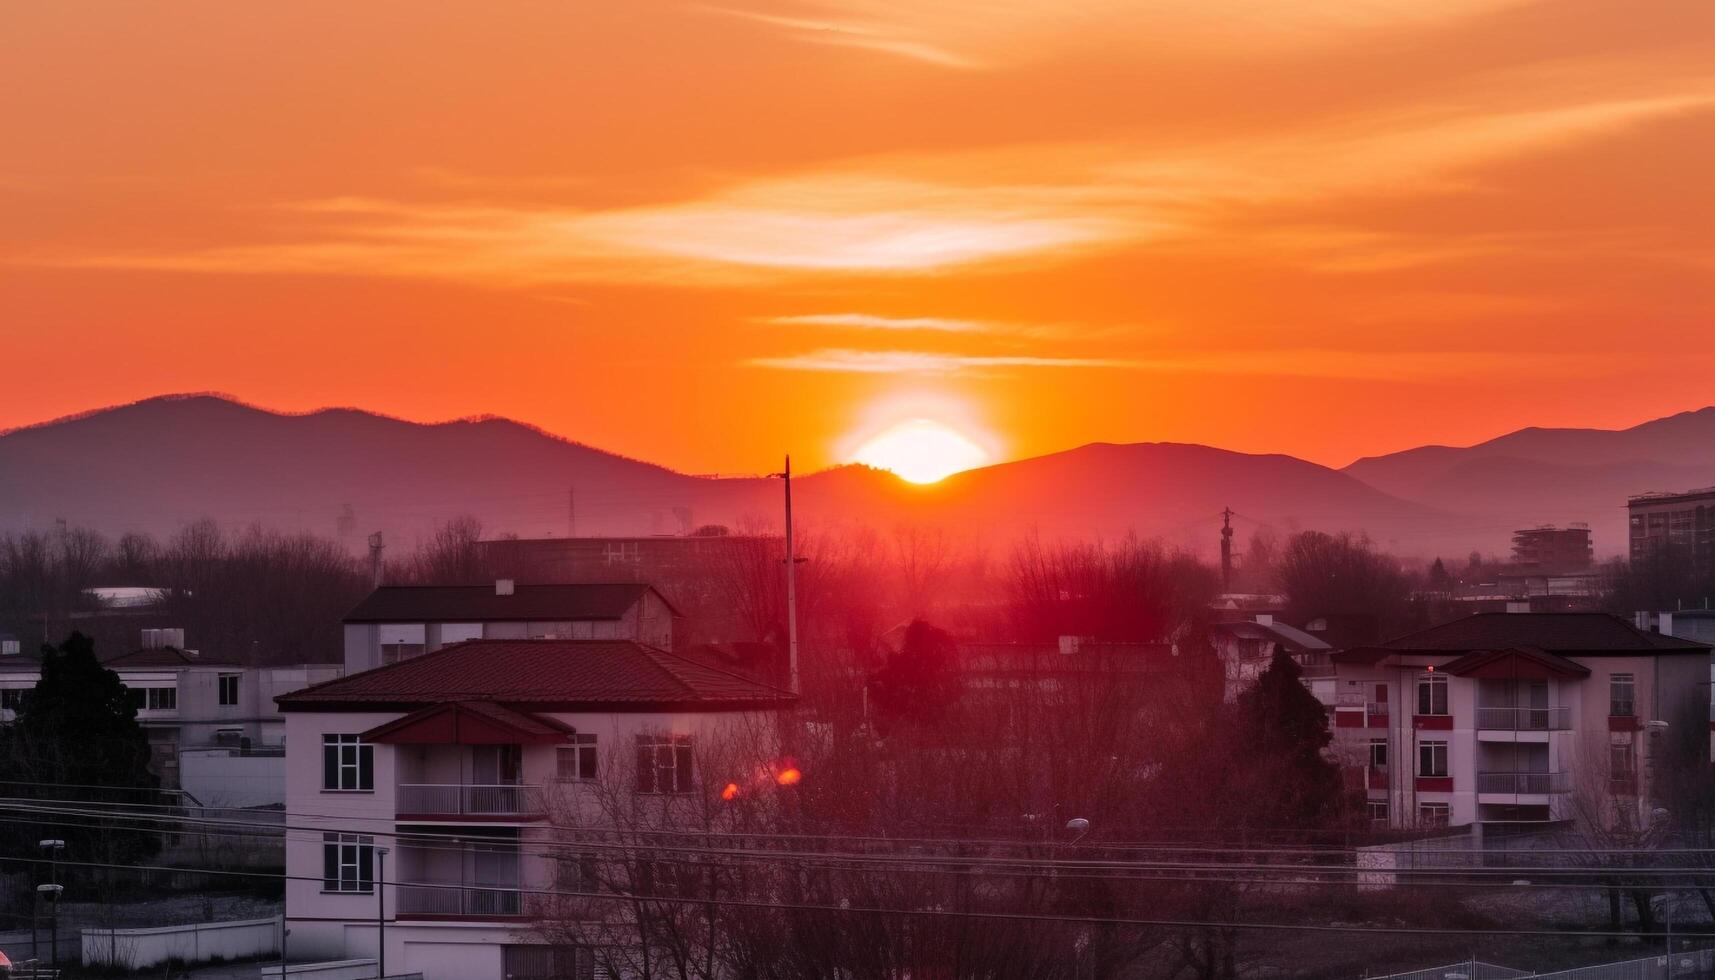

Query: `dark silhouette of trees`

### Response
(1278, 530, 1409, 632)
(0, 632, 163, 865)
(866, 619, 962, 730)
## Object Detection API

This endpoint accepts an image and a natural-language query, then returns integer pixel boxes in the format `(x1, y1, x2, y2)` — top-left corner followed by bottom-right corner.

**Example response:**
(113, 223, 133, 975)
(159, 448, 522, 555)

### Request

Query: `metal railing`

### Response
(1474, 705, 1571, 731)
(1475, 771, 1571, 794)
(395, 783, 541, 816)
(396, 882, 523, 917)
(1366, 701, 1388, 718)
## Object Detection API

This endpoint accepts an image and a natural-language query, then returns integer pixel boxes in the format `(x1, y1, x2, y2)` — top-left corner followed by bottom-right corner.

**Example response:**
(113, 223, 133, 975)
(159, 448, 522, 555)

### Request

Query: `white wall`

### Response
(82, 916, 281, 970)
(181, 749, 287, 807)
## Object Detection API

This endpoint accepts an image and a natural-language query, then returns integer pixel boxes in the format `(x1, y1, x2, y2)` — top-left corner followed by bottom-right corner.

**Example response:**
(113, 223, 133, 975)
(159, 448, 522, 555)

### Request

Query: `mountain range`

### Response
(3, 395, 1713, 561)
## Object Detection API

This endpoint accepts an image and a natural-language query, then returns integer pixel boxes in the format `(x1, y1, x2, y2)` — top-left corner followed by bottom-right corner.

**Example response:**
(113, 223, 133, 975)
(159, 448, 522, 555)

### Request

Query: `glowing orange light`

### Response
(850, 418, 990, 484)
(721, 782, 740, 801)
(775, 768, 802, 786)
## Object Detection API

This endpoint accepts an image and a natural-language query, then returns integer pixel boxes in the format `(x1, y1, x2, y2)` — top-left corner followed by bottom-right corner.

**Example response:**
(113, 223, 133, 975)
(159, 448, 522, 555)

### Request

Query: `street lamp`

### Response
(38, 839, 65, 969)
(376, 846, 389, 980)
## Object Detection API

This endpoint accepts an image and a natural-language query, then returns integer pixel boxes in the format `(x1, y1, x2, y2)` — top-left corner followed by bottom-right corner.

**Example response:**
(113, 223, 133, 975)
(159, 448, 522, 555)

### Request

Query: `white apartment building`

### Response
(0, 629, 341, 806)
(1315, 613, 1710, 833)
(275, 637, 794, 980)
(342, 581, 677, 673)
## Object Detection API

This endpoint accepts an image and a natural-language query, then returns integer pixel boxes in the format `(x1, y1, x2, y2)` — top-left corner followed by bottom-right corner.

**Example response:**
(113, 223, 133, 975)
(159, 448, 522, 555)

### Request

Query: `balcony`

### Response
(1475, 706, 1570, 732)
(1476, 771, 1570, 795)
(396, 882, 523, 918)
(396, 783, 543, 819)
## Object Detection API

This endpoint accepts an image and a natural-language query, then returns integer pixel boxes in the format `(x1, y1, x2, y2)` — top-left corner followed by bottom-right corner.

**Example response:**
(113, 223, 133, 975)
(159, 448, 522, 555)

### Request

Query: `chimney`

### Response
(142, 628, 161, 650)
(495, 579, 515, 596)
(1659, 612, 1675, 638)
(1255, 613, 1274, 626)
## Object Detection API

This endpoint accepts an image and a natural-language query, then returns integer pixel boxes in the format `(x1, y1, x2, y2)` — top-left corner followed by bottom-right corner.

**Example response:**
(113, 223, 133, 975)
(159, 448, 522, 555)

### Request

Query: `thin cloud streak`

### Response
(761, 313, 990, 333)
(749, 347, 1638, 381)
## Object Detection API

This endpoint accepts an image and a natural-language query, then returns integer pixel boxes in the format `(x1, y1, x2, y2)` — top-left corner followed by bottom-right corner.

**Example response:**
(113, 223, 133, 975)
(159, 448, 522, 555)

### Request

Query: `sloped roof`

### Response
(1373, 613, 1709, 655)
(343, 583, 673, 623)
(361, 701, 575, 744)
(1211, 620, 1331, 652)
(1439, 646, 1591, 679)
(103, 647, 240, 669)
(278, 639, 795, 712)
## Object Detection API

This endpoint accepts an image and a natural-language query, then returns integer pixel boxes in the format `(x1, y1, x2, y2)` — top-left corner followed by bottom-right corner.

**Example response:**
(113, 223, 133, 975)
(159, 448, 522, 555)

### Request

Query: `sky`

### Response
(2, 0, 1711, 476)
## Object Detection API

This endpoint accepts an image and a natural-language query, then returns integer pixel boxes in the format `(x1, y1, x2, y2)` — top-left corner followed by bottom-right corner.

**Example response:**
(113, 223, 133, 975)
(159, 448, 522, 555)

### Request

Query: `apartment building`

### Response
(1629, 487, 1715, 573)
(1510, 525, 1593, 573)
(1209, 615, 1332, 702)
(0, 629, 341, 805)
(275, 637, 795, 980)
(342, 581, 677, 673)
(1318, 613, 1710, 834)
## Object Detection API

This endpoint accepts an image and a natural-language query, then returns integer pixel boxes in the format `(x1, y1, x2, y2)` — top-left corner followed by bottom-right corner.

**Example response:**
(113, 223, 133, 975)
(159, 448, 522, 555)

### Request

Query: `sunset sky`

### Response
(3, 1, 1711, 476)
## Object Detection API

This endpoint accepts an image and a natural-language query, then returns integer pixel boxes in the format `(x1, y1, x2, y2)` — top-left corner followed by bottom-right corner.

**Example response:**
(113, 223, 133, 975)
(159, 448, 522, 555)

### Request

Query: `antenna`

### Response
(567, 486, 577, 538)
(774, 455, 802, 695)
(367, 531, 385, 588)
(1220, 507, 1234, 592)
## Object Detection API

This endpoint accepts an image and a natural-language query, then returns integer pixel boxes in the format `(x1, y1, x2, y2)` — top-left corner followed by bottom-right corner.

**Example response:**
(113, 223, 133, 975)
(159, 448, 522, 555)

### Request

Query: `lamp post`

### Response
(376, 846, 389, 980)
(39, 839, 65, 969)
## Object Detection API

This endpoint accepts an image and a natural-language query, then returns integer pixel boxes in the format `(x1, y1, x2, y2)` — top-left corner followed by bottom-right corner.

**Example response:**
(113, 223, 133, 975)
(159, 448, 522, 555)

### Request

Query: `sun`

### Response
(850, 418, 991, 484)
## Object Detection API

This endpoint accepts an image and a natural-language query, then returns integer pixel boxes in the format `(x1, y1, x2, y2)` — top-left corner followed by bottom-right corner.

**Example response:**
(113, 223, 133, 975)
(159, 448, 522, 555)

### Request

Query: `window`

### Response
(555, 852, 600, 892)
(636, 856, 702, 898)
(126, 686, 177, 711)
(557, 734, 598, 781)
(1418, 740, 1448, 778)
(1416, 674, 1448, 716)
(0, 689, 25, 712)
(218, 674, 240, 706)
(1418, 802, 1450, 827)
(1367, 801, 1389, 824)
(322, 833, 374, 892)
(1368, 740, 1388, 770)
(322, 734, 374, 791)
(635, 734, 694, 794)
(1610, 743, 1635, 779)
(1609, 673, 1636, 717)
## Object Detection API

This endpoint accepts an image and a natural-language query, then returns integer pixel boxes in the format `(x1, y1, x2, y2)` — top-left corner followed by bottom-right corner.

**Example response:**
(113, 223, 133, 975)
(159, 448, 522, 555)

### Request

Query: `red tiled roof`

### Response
(343, 583, 676, 623)
(277, 639, 794, 712)
(1373, 613, 1709, 655)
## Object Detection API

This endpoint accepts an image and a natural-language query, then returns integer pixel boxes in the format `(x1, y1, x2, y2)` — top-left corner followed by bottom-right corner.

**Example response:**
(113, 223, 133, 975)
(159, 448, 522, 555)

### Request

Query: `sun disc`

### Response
(850, 418, 990, 484)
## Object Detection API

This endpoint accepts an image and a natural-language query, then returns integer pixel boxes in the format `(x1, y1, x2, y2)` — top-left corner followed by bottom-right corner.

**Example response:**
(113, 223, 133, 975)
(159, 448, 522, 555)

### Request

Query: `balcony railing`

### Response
(396, 783, 542, 817)
(1474, 706, 1571, 731)
(396, 882, 523, 917)
(1476, 771, 1571, 794)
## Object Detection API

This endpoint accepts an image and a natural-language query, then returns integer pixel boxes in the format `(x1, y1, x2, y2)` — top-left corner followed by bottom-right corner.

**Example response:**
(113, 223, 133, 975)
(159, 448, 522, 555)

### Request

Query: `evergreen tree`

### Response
(1229, 646, 1346, 830)
(867, 619, 963, 731)
(0, 632, 163, 865)
(1428, 557, 1453, 591)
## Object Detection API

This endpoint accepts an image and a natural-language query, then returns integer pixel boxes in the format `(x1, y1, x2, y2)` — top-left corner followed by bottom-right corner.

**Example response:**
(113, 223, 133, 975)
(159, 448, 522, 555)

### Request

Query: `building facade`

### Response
(342, 581, 677, 674)
(1510, 525, 1593, 573)
(1316, 613, 1710, 834)
(276, 638, 794, 980)
(1629, 487, 1715, 573)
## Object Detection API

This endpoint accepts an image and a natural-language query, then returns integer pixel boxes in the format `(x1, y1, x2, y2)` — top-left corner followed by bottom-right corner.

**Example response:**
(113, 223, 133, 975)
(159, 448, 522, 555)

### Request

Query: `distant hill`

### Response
(1343, 408, 1715, 557)
(0, 394, 1439, 556)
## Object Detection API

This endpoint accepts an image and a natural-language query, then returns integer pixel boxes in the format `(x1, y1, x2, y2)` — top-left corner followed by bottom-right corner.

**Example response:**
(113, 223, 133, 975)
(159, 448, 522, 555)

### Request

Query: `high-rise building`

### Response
(1510, 525, 1592, 572)
(1627, 487, 1715, 574)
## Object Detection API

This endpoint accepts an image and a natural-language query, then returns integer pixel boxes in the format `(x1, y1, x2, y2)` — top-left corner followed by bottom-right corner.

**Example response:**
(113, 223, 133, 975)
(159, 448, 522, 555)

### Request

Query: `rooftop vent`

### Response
(495, 579, 515, 596)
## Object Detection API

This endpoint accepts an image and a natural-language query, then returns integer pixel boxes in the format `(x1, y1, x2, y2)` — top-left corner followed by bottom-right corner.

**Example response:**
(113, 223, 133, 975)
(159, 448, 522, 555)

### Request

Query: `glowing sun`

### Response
(850, 418, 991, 484)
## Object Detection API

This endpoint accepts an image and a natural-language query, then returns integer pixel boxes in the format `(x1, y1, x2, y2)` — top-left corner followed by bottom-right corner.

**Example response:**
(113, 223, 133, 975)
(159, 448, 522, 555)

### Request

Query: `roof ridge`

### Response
(645, 646, 797, 698)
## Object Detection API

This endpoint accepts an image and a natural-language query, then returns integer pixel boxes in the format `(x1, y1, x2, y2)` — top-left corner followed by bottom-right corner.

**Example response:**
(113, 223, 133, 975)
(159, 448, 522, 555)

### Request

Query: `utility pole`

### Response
(1219, 507, 1235, 593)
(567, 486, 577, 538)
(368, 532, 385, 588)
(776, 455, 801, 695)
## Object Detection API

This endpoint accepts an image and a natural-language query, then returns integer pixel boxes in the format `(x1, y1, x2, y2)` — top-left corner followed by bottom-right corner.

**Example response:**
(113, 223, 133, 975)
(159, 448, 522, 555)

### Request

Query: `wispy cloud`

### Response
(703, 7, 978, 68)
(748, 346, 1633, 380)
(747, 349, 1131, 374)
(760, 313, 990, 333)
(35, 88, 1713, 286)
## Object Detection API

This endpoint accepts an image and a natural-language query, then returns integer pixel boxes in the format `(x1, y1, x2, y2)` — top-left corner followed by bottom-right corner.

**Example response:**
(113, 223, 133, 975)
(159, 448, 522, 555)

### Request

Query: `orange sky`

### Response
(2, 0, 1711, 475)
